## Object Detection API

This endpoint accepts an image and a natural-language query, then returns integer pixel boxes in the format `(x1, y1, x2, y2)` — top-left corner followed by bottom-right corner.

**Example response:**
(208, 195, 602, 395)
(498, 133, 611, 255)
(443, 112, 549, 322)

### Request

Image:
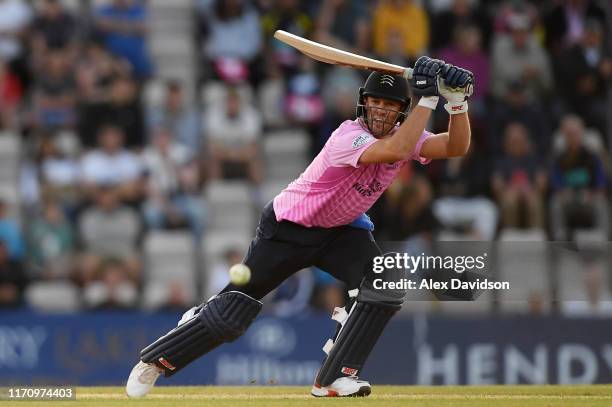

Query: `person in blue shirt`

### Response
(94, 0, 153, 80)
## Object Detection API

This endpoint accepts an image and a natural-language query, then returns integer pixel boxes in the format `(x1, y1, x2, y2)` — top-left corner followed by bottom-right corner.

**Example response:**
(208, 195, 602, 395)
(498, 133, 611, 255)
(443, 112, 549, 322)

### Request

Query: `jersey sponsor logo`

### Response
(352, 180, 383, 197)
(341, 366, 359, 376)
(352, 133, 373, 148)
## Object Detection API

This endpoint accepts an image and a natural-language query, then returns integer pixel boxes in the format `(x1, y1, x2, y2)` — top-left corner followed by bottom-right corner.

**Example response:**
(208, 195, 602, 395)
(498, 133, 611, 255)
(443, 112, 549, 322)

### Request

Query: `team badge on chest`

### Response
(352, 133, 373, 148)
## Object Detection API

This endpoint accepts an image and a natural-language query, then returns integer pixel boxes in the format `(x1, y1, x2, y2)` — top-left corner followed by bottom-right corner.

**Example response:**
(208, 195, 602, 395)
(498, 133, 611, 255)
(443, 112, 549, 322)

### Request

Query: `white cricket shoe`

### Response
(126, 360, 163, 398)
(311, 377, 372, 397)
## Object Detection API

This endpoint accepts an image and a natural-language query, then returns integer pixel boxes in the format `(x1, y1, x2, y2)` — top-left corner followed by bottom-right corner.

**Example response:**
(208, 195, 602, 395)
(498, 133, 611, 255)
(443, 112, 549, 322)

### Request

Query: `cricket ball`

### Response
(229, 263, 251, 286)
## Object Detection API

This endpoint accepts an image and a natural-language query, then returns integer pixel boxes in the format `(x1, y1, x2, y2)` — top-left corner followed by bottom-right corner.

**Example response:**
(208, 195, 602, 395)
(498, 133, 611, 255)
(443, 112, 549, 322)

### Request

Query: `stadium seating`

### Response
(205, 181, 256, 231)
(143, 231, 197, 307)
(498, 229, 550, 314)
(263, 129, 309, 183)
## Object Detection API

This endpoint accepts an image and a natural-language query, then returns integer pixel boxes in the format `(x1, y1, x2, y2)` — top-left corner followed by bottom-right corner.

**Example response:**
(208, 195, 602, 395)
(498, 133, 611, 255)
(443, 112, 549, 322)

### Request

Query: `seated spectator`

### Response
(197, 0, 262, 85)
(491, 122, 546, 229)
(487, 82, 551, 156)
(0, 0, 31, 64)
(438, 23, 489, 116)
(389, 175, 441, 242)
(31, 49, 77, 130)
(147, 81, 201, 151)
(78, 187, 141, 285)
(0, 57, 23, 129)
(257, 59, 286, 129)
(555, 19, 611, 137)
(80, 125, 144, 203)
(0, 200, 24, 260)
(373, 24, 410, 69)
(93, 0, 152, 80)
(430, 0, 492, 52)
(490, 12, 553, 104)
(372, 0, 429, 61)
(313, 0, 370, 54)
(285, 56, 324, 157)
(142, 128, 206, 240)
(27, 199, 75, 279)
(38, 134, 81, 215)
(78, 75, 145, 147)
(205, 86, 263, 185)
(431, 146, 498, 240)
(544, 0, 607, 57)
(492, 0, 539, 36)
(20, 157, 40, 211)
(0, 241, 27, 308)
(550, 115, 609, 240)
(30, 0, 77, 55)
(261, 0, 313, 77)
(83, 258, 138, 310)
(76, 38, 130, 104)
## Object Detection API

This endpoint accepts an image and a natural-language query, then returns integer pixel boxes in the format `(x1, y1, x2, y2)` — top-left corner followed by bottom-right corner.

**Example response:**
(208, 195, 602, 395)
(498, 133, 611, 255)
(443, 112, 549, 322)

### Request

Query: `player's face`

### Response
(365, 97, 403, 137)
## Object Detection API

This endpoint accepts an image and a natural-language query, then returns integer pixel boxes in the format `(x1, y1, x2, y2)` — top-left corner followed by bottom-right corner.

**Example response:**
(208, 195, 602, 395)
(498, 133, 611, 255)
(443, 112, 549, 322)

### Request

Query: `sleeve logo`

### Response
(352, 133, 373, 148)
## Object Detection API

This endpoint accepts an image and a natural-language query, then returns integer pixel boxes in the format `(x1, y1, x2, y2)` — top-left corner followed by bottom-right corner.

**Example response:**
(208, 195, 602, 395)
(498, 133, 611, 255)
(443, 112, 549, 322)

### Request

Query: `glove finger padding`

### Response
(441, 65, 456, 83)
(414, 56, 431, 72)
(442, 64, 474, 89)
(444, 67, 461, 88)
(426, 59, 442, 76)
(454, 71, 472, 88)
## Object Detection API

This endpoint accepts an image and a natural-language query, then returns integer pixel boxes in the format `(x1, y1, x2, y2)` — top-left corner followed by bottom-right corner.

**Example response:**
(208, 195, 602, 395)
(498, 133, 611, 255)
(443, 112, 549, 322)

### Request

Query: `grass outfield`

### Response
(10, 385, 612, 406)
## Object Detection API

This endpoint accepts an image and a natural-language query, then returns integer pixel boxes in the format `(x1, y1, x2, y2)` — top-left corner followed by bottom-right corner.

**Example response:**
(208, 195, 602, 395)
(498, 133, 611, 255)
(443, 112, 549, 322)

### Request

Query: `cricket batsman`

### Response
(126, 56, 474, 397)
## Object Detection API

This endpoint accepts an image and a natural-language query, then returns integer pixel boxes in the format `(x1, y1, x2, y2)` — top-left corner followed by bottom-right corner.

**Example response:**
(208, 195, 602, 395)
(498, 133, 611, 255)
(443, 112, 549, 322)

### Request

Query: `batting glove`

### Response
(439, 64, 474, 115)
(411, 56, 444, 98)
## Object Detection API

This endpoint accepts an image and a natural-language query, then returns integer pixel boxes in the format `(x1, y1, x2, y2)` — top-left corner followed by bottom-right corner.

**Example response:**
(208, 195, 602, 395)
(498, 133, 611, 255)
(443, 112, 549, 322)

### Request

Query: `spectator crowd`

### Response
(0, 0, 610, 316)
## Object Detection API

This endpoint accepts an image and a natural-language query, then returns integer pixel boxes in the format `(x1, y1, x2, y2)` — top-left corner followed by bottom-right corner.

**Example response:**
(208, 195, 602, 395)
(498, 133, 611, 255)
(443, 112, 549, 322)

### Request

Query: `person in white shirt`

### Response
(80, 125, 144, 202)
(205, 86, 263, 184)
(142, 128, 205, 240)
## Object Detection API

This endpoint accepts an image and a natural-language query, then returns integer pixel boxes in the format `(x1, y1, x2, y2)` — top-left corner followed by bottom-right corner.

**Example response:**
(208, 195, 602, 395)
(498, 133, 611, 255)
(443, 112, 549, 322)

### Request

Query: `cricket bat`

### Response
(273, 30, 413, 80)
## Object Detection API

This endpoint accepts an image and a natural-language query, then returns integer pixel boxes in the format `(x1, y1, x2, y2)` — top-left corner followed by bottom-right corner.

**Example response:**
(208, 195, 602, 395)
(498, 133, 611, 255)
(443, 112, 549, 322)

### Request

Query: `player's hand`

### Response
(411, 56, 444, 97)
(438, 77, 473, 103)
(439, 64, 474, 114)
(439, 64, 474, 101)
(441, 64, 474, 90)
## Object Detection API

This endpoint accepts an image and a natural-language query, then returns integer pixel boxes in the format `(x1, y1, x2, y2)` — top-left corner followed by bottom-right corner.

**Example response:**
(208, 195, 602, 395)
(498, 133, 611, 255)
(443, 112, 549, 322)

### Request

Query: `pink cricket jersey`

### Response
(273, 119, 432, 228)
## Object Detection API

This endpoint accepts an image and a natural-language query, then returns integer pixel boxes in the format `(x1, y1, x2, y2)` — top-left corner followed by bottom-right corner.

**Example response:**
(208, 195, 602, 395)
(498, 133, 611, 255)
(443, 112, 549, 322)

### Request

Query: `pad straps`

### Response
(315, 300, 400, 386)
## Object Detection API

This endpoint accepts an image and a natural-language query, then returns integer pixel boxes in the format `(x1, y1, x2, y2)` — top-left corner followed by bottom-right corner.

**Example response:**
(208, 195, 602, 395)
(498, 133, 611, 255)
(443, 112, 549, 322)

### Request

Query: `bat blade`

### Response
(274, 30, 412, 79)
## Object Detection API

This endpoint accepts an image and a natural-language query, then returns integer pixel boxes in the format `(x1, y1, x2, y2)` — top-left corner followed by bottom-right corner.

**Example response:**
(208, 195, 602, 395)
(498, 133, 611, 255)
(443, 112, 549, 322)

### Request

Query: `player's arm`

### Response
(359, 103, 435, 164)
(420, 113, 471, 159)
(420, 65, 474, 159)
(360, 57, 443, 164)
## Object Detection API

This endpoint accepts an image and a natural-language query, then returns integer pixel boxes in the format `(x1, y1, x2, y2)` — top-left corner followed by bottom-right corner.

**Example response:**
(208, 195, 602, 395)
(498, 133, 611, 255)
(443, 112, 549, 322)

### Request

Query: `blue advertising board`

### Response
(1, 311, 611, 386)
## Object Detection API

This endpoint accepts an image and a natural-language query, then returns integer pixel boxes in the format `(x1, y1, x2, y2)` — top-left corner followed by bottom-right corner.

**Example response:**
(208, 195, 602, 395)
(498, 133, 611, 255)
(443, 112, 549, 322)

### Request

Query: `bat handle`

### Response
(402, 68, 413, 80)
